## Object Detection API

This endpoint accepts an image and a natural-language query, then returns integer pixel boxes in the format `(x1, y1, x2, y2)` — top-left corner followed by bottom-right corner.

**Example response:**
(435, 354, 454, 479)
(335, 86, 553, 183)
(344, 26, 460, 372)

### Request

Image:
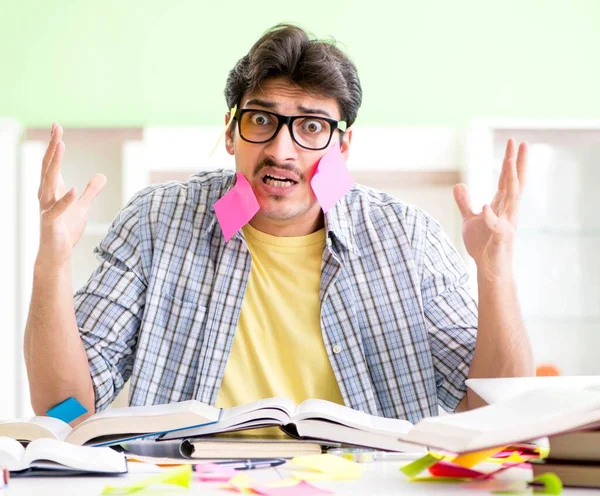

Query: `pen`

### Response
(213, 458, 287, 470)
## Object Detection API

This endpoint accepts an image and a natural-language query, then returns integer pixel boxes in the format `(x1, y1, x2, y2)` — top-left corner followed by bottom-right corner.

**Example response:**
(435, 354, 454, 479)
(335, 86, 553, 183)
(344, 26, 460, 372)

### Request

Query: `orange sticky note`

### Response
(452, 446, 506, 468)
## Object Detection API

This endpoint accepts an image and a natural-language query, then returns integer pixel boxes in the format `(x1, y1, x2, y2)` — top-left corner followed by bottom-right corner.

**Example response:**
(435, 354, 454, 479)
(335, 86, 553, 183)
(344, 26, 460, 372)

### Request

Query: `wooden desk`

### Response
(6, 461, 599, 495)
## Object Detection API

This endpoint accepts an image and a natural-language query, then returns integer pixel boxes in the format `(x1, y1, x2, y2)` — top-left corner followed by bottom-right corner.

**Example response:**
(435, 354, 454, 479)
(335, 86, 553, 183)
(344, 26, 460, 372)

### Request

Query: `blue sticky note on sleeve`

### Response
(46, 397, 88, 423)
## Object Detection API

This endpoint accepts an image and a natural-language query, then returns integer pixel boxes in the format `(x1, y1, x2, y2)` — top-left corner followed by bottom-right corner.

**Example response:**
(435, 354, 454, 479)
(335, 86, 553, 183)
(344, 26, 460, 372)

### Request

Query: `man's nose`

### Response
(263, 123, 298, 162)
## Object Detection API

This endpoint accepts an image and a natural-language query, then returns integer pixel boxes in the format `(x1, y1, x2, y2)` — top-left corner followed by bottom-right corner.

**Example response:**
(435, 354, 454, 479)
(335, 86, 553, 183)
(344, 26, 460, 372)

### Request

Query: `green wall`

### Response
(2, 0, 599, 128)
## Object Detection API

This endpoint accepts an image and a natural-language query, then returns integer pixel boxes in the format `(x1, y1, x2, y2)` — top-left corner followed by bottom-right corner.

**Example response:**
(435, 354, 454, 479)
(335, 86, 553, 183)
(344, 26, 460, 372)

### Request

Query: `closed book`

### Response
(548, 430, 600, 461)
(180, 438, 325, 459)
(532, 459, 600, 488)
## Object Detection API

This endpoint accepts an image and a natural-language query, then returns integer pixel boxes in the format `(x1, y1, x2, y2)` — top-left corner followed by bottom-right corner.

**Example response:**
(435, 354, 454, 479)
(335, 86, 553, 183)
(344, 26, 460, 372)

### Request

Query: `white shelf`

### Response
(85, 222, 111, 237)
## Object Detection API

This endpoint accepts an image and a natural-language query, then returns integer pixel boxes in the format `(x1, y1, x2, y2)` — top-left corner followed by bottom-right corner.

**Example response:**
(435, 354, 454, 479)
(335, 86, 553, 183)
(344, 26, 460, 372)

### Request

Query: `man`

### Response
(24, 24, 533, 426)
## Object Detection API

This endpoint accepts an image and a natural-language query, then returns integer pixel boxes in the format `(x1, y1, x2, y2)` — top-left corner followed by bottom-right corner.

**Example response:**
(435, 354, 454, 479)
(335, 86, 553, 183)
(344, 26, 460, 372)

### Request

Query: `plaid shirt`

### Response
(75, 170, 477, 424)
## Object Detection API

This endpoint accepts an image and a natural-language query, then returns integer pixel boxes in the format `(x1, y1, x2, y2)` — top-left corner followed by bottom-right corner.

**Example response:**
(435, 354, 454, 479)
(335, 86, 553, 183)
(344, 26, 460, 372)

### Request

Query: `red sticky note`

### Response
(214, 172, 260, 242)
(428, 460, 484, 479)
(310, 144, 353, 213)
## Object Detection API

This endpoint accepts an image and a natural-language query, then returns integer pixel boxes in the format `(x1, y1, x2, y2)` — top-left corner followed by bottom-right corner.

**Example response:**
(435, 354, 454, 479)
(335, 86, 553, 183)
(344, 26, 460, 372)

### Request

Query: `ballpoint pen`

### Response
(213, 458, 287, 470)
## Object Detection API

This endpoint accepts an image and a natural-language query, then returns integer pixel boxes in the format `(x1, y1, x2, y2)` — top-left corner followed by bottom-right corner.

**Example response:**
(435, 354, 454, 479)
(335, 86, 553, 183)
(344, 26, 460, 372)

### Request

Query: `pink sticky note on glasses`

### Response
(310, 144, 353, 213)
(214, 172, 260, 242)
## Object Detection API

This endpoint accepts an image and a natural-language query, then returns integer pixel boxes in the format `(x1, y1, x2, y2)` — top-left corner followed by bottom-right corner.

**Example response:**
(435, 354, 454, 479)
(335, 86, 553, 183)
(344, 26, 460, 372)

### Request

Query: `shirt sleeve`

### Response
(420, 214, 478, 413)
(74, 198, 147, 413)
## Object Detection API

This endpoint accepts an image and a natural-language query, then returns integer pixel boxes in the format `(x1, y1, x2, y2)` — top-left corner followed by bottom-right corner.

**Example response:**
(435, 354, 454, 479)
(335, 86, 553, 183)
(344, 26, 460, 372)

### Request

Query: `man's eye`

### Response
(302, 119, 324, 133)
(251, 113, 271, 125)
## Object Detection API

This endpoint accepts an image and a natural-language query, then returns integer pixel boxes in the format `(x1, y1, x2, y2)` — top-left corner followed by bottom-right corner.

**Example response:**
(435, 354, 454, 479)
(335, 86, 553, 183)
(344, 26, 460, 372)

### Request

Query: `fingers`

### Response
(496, 138, 516, 197)
(78, 174, 107, 209)
(39, 123, 63, 197)
(44, 188, 77, 221)
(516, 141, 528, 193)
(453, 183, 474, 220)
(40, 141, 65, 209)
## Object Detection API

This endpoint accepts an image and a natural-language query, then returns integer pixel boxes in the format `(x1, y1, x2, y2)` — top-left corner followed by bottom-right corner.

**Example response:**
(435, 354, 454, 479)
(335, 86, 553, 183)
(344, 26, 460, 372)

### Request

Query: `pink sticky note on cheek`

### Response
(213, 172, 260, 242)
(310, 144, 353, 213)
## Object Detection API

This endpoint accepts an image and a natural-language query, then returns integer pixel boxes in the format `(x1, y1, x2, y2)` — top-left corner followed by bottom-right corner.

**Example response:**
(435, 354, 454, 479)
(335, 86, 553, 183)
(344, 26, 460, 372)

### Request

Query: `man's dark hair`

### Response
(225, 24, 362, 127)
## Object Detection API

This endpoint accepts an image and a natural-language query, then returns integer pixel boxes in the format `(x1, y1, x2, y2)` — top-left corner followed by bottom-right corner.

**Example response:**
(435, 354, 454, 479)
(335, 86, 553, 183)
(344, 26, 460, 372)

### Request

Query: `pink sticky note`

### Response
(310, 144, 353, 213)
(252, 480, 333, 496)
(214, 172, 260, 242)
(193, 463, 237, 482)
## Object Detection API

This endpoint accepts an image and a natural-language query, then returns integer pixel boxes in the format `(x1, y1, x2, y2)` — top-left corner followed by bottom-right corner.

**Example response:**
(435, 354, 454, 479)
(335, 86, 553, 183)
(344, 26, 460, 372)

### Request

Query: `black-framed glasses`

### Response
(233, 108, 347, 151)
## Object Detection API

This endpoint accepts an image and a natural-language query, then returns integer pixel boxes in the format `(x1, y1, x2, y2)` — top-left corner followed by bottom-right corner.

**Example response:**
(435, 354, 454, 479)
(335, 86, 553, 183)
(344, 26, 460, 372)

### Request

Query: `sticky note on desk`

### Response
(46, 397, 87, 423)
(103, 465, 191, 494)
(290, 454, 363, 481)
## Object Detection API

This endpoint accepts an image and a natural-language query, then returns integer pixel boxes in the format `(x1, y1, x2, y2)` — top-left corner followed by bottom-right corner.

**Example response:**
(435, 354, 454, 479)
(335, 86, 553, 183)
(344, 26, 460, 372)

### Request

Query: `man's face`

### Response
(225, 77, 351, 227)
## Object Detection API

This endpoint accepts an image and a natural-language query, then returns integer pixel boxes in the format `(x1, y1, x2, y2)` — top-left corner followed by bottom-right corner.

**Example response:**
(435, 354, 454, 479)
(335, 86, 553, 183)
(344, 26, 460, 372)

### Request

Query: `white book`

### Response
(398, 388, 600, 453)
(0, 437, 127, 475)
(160, 397, 424, 453)
(0, 400, 221, 446)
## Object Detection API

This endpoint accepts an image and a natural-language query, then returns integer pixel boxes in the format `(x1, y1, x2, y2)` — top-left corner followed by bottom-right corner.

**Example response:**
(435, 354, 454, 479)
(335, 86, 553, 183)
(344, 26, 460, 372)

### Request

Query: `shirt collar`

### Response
(324, 191, 362, 259)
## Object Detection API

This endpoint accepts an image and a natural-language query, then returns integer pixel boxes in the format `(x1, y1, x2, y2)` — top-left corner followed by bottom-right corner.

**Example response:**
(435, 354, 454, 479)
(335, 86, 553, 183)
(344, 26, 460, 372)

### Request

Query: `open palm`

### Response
(37, 124, 106, 268)
(454, 138, 528, 280)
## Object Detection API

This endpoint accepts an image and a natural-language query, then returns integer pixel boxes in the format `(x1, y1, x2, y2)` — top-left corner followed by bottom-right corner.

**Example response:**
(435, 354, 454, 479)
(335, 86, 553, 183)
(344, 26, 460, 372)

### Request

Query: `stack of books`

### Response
(532, 430, 600, 489)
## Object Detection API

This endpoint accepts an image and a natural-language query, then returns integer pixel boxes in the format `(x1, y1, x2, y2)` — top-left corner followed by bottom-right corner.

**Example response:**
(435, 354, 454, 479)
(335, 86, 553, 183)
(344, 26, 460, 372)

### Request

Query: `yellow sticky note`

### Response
(503, 451, 528, 464)
(224, 473, 256, 493)
(452, 446, 506, 468)
(102, 464, 191, 494)
(209, 105, 237, 158)
(290, 454, 363, 480)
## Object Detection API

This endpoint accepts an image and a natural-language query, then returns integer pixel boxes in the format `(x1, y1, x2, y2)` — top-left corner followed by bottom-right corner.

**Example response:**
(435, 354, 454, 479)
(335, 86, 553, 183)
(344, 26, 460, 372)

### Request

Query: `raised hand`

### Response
(36, 123, 107, 269)
(453, 138, 528, 282)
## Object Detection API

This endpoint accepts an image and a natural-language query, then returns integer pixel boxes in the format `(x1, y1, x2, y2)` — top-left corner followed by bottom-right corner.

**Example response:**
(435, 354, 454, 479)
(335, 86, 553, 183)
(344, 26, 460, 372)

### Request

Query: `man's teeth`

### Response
(264, 175, 296, 188)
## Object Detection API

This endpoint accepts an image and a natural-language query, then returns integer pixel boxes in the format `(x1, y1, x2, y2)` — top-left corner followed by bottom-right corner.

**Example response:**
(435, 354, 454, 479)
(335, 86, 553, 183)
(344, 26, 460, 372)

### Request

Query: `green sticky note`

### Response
(102, 465, 191, 494)
(532, 473, 563, 494)
(399, 453, 444, 478)
(491, 472, 563, 495)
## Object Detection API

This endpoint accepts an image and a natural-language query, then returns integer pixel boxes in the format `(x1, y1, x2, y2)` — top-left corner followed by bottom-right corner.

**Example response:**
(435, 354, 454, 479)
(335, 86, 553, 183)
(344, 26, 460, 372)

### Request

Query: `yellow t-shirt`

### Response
(216, 223, 345, 415)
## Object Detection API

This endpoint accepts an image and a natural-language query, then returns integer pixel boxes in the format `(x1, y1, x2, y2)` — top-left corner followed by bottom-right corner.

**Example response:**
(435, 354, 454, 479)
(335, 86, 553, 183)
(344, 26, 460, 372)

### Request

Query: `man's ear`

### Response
(225, 112, 235, 156)
(340, 128, 352, 162)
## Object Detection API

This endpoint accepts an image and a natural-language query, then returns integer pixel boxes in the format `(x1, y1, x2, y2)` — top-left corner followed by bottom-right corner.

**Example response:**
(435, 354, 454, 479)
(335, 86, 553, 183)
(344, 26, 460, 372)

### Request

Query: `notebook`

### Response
(531, 459, 600, 488)
(0, 437, 127, 475)
(0, 400, 221, 446)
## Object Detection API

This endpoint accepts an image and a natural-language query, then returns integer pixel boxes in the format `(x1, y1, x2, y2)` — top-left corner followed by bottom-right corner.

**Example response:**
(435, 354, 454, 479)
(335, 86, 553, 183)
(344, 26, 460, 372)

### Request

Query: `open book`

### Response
(0, 437, 127, 475)
(160, 397, 423, 452)
(0, 400, 220, 447)
(398, 388, 600, 454)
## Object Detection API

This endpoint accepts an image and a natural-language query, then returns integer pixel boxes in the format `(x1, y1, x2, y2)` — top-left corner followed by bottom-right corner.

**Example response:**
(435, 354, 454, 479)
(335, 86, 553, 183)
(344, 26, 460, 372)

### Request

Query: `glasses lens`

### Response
(240, 111, 278, 142)
(292, 117, 332, 150)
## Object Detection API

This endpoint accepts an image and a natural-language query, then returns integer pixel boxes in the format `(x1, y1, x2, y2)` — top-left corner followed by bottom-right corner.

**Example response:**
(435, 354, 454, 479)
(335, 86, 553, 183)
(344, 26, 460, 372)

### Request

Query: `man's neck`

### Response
(249, 211, 325, 237)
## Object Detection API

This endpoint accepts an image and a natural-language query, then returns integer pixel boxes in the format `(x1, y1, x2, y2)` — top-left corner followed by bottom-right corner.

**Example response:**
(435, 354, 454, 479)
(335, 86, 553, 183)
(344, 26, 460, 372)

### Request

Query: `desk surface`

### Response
(5, 460, 599, 495)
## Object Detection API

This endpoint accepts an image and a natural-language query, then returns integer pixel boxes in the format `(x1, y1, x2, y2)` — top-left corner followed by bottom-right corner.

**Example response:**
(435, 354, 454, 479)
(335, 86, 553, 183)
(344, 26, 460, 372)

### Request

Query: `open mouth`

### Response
(262, 174, 298, 188)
